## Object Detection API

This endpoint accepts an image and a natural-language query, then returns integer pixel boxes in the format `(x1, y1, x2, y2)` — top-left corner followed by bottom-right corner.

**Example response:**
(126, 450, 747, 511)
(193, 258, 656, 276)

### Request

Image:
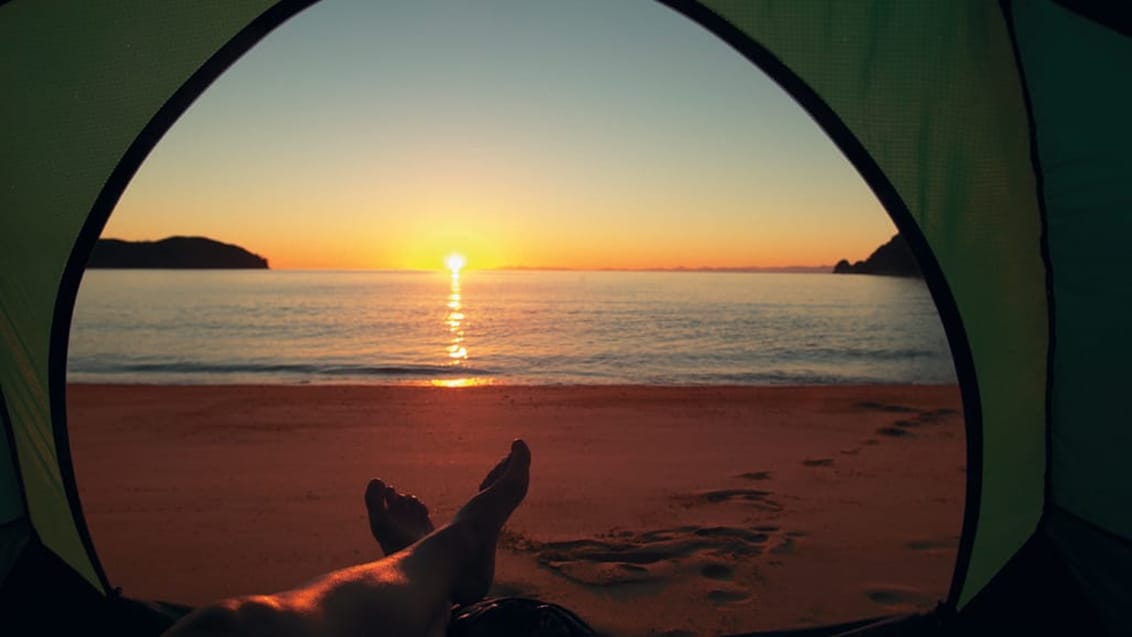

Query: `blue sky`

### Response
(107, 0, 893, 270)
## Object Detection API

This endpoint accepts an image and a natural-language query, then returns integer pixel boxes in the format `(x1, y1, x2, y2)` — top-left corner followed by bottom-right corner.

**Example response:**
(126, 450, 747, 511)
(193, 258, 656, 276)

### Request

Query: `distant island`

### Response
(833, 234, 921, 277)
(88, 236, 269, 269)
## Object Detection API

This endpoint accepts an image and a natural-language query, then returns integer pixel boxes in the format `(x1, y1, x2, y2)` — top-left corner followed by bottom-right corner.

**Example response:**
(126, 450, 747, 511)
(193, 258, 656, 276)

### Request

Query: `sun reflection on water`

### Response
(429, 377, 493, 388)
(446, 270, 467, 362)
(435, 256, 489, 387)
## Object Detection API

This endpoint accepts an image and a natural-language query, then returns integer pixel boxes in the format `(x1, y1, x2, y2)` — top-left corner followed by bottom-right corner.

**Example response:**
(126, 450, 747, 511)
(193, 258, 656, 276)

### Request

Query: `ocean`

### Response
(68, 269, 956, 386)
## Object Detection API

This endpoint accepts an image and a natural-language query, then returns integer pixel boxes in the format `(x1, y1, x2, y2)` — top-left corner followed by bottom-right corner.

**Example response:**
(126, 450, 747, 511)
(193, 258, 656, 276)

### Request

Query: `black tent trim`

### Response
(44, 0, 321, 597)
(1054, 0, 1132, 39)
(998, 0, 1058, 509)
(37, 0, 985, 618)
(656, 0, 985, 610)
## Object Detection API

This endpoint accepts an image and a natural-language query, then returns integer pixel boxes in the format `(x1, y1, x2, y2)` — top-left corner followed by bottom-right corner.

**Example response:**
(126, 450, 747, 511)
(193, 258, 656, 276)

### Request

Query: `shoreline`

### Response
(65, 381, 964, 392)
(67, 381, 963, 386)
(69, 383, 965, 636)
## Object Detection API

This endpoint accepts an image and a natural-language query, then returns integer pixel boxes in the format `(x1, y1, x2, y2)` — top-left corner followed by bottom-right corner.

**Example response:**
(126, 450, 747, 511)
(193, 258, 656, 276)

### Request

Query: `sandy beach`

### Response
(68, 384, 964, 636)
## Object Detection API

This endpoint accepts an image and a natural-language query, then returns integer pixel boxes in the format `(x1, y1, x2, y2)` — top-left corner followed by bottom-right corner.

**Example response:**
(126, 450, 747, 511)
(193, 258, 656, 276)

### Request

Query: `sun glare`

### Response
(445, 253, 466, 273)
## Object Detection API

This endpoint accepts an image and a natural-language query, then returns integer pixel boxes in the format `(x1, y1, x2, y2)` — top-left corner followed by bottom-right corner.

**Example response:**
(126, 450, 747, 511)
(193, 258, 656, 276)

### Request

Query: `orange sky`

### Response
(104, 1, 894, 271)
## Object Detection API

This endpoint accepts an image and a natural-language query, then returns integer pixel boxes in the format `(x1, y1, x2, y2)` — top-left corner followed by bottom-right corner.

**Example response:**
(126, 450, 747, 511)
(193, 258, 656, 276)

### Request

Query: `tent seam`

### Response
(998, 0, 1057, 518)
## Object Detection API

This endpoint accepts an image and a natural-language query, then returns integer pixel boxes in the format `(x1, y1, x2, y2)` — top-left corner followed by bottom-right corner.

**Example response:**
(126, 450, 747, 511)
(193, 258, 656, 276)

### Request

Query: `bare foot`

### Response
(366, 479, 435, 556)
(447, 439, 531, 604)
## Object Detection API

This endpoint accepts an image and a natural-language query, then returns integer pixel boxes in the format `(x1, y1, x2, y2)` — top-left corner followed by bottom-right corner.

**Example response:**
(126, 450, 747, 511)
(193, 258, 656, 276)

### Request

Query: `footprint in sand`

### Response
(769, 536, 798, 555)
(876, 426, 913, 438)
(700, 563, 734, 580)
(855, 401, 918, 413)
(737, 471, 772, 481)
(529, 525, 779, 591)
(551, 560, 660, 588)
(707, 588, 750, 604)
(906, 537, 959, 553)
(676, 488, 783, 512)
(864, 586, 935, 609)
(864, 411, 961, 442)
(917, 408, 960, 422)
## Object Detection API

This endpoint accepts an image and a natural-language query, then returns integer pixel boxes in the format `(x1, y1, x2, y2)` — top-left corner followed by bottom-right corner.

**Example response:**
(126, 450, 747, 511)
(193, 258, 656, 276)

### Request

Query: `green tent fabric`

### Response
(692, 2, 1049, 609)
(0, 1, 1128, 635)
(0, 0, 282, 594)
(1011, 0, 1132, 545)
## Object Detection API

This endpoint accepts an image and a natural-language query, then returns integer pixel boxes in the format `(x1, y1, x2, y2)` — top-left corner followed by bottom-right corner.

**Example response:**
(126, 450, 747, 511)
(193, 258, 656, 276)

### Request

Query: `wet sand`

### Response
(68, 384, 965, 636)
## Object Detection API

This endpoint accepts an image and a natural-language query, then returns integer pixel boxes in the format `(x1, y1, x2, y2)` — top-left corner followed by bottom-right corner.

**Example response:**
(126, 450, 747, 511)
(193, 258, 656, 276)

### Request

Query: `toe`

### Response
(498, 440, 531, 495)
(509, 439, 531, 469)
(479, 457, 509, 491)
(404, 494, 430, 518)
(365, 479, 387, 513)
(391, 494, 410, 516)
(478, 439, 531, 491)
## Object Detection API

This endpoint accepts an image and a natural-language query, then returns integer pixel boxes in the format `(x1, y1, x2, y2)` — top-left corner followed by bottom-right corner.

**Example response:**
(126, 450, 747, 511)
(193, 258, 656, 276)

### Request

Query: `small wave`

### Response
(675, 370, 882, 385)
(99, 361, 494, 378)
(767, 347, 939, 362)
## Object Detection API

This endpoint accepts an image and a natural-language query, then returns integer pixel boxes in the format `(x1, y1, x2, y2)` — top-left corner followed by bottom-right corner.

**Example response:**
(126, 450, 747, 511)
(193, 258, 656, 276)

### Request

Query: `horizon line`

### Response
(263, 265, 835, 273)
(487, 264, 832, 273)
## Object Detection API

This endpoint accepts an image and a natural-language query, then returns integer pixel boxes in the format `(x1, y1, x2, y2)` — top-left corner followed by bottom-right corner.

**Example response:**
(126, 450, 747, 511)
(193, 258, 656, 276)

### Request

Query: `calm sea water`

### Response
(68, 270, 956, 385)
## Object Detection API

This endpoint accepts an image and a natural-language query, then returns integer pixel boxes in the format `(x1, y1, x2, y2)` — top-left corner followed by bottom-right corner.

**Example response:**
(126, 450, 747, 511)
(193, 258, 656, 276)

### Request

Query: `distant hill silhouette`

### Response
(833, 234, 921, 277)
(88, 236, 269, 269)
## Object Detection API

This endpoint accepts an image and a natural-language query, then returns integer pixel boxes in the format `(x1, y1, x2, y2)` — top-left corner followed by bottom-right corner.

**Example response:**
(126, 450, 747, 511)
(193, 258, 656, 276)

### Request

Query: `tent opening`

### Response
(60, 1, 969, 635)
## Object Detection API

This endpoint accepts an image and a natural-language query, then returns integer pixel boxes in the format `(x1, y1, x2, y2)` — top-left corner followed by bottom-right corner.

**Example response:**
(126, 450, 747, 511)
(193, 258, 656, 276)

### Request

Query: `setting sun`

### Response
(445, 253, 467, 273)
